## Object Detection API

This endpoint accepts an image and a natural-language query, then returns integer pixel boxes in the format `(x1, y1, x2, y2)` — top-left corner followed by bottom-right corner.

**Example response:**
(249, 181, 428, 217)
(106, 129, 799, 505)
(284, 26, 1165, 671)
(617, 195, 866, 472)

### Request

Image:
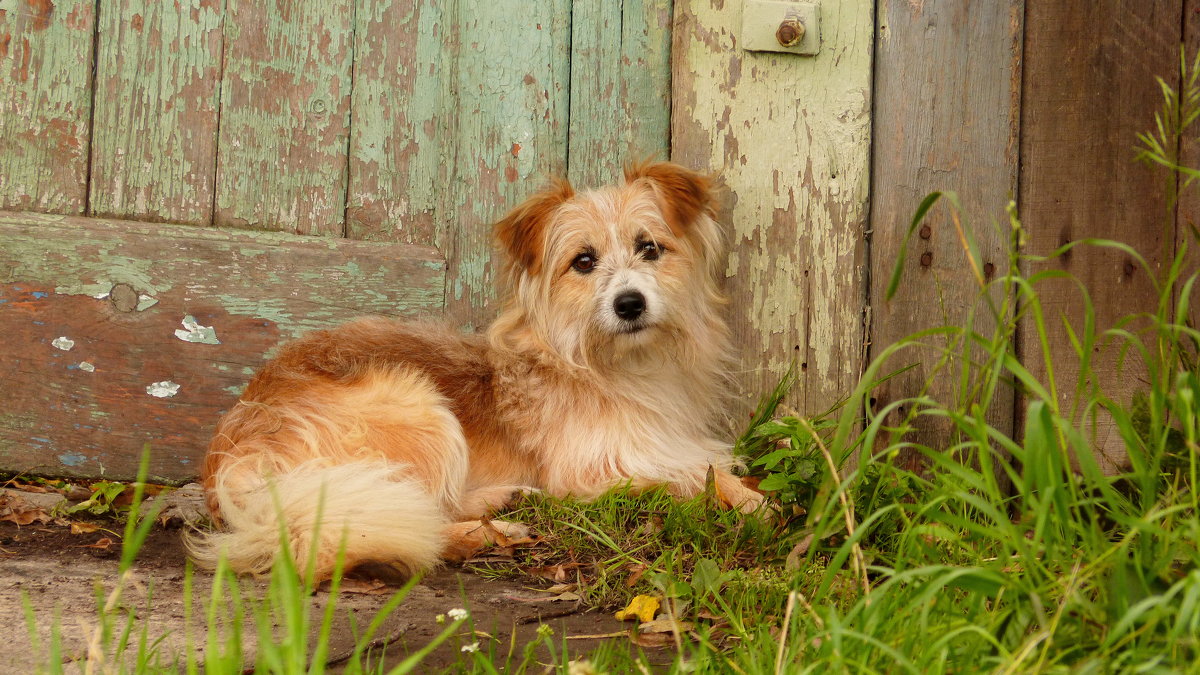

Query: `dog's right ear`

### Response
(494, 178, 574, 277)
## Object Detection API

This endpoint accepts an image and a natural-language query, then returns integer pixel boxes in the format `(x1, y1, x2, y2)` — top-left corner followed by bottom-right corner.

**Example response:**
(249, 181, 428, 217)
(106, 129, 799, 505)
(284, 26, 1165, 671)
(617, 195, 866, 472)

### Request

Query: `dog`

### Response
(187, 161, 764, 581)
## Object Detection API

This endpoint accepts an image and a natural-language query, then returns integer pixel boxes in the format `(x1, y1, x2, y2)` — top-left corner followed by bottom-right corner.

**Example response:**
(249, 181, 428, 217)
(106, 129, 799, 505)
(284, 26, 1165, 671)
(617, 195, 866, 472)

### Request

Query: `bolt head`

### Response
(776, 19, 805, 47)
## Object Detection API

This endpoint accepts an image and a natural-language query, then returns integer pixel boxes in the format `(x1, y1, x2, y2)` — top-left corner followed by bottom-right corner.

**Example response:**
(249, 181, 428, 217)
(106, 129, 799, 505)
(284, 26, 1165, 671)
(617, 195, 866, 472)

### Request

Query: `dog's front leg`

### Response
(706, 468, 765, 514)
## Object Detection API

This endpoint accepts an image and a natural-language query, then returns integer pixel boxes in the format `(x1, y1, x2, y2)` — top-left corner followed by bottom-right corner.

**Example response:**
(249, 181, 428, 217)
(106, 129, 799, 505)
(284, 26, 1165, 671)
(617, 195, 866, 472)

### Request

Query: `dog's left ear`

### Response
(494, 178, 575, 277)
(624, 161, 716, 236)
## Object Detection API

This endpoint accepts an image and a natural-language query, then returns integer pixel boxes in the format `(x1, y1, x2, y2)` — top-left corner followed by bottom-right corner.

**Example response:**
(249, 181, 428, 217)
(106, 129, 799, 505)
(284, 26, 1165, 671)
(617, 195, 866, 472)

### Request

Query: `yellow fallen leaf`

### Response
(614, 595, 660, 623)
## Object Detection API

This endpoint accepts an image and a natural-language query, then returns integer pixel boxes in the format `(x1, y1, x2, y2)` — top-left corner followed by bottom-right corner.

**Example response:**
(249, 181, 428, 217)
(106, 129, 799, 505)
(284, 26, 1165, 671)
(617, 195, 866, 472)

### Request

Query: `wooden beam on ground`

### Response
(868, 1, 1024, 471)
(0, 211, 445, 483)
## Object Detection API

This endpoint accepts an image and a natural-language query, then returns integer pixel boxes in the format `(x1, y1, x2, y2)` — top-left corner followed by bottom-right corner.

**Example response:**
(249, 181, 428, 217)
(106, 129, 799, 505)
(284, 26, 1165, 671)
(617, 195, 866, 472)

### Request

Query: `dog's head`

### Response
(492, 162, 728, 368)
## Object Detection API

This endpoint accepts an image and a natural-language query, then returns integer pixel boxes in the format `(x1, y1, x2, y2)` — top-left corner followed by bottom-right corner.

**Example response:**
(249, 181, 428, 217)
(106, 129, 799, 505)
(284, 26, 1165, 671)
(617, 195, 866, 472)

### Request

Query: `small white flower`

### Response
(460, 641, 480, 653)
(447, 608, 469, 621)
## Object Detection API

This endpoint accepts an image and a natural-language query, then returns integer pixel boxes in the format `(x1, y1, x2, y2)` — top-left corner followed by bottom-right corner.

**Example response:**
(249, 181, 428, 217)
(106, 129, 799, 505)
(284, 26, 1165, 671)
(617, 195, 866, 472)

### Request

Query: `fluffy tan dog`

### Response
(188, 162, 763, 581)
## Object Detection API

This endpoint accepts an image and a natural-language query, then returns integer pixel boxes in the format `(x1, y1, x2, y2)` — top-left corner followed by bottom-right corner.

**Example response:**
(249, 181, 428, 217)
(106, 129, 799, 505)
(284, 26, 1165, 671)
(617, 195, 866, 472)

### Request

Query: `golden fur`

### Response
(188, 162, 764, 581)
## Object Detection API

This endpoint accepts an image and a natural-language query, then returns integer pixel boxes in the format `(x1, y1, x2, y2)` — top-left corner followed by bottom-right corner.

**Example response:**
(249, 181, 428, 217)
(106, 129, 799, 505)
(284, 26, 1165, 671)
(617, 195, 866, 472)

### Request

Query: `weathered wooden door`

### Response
(0, 0, 670, 482)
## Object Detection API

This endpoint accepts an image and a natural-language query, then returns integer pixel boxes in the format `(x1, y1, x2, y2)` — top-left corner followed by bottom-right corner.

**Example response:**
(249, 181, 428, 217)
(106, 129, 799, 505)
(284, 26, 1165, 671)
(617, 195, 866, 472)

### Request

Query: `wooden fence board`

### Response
(1182, 2, 1200, 334)
(345, 0, 449, 246)
(1018, 1, 1180, 469)
(671, 0, 873, 416)
(868, 1, 1023, 469)
(88, 0, 224, 225)
(0, 0, 96, 214)
(0, 210, 445, 482)
(440, 1, 572, 330)
(213, 0, 354, 235)
(567, 0, 673, 188)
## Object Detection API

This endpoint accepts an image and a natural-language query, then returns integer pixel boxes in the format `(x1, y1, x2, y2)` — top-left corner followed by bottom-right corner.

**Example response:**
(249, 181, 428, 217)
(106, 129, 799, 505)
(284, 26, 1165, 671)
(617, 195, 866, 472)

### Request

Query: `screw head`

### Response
(776, 19, 805, 47)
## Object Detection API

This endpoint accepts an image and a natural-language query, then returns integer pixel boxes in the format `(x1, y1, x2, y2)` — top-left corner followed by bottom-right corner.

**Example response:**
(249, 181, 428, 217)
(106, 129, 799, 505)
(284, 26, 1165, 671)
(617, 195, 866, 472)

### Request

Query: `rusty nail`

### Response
(776, 18, 805, 47)
(920, 251, 933, 267)
(919, 224, 932, 240)
(984, 262, 996, 278)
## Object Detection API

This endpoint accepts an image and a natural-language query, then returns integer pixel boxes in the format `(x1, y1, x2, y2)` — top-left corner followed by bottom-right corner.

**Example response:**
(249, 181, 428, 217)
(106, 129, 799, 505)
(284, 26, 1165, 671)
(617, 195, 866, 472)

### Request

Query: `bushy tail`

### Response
(186, 459, 447, 580)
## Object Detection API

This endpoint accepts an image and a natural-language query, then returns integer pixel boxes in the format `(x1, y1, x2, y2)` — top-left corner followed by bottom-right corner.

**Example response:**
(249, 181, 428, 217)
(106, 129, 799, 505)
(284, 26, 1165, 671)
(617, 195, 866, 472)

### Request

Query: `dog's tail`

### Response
(185, 458, 447, 580)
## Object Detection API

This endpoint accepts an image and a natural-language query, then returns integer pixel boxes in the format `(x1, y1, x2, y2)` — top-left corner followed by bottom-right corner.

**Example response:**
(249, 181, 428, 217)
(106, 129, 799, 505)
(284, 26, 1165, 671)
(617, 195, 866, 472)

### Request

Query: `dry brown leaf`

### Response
(70, 522, 101, 535)
(785, 533, 815, 570)
(80, 537, 115, 550)
(624, 563, 648, 587)
(564, 631, 628, 640)
(545, 583, 578, 593)
(336, 579, 391, 595)
(638, 619, 694, 634)
(0, 492, 56, 526)
(505, 591, 582, 603)
(629, 630, 674, 648)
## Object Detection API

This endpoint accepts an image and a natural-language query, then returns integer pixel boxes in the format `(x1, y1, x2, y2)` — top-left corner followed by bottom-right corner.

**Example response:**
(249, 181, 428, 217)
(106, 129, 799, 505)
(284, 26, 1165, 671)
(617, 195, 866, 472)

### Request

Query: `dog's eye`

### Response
(639, 241, 662, 261)
(571, 253, 596, 273)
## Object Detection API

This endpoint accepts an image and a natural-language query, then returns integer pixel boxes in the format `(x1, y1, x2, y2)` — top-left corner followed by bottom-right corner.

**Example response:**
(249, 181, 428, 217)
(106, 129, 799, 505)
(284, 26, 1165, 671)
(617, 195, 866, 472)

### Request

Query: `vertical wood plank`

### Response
(213, 0, 353, 235)
(345, 0, 450, 246)
(441, 1, 572, 330)
(1019, 1, 1180, 468)
(0, 0, 96, 213)
(868, 1, 1024, 469)
(88, 0, 224, 225)
(671, 0, 873, 415)
(1181, 2, 1200, 333)
(567, 0, 673, 188)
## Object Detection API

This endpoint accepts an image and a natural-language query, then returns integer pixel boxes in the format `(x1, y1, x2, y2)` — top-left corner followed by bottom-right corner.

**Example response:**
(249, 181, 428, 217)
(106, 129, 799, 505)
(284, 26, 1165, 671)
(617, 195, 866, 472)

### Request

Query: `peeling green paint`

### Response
(0, 0, 96, 213)
(213, 0, 354, 235)
(89, 0, 224, 224)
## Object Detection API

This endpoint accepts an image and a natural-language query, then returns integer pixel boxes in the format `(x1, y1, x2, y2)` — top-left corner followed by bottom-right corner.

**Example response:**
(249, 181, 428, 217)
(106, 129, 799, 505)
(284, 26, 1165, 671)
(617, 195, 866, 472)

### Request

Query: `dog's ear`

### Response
(494, 178, 574, 276)
(624, 161, 716, 236)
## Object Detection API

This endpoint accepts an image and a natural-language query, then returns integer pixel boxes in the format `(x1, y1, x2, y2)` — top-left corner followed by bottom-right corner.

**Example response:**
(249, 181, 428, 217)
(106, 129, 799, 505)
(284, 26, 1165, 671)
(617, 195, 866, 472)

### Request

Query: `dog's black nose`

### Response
(613, 291, 646, 321)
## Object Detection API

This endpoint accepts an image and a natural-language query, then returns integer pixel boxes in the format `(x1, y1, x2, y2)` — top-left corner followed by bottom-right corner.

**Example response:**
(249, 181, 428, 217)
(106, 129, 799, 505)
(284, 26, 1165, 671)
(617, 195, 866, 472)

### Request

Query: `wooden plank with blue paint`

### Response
(88, 0, 224, 225)
(0, 210, 445, 482)
(345, 0, 450, 246)
(567, 0, 673, 188)
(213, 0, 354, 235)
(441, 0, 572, 329)
(0, 0, 96, 214)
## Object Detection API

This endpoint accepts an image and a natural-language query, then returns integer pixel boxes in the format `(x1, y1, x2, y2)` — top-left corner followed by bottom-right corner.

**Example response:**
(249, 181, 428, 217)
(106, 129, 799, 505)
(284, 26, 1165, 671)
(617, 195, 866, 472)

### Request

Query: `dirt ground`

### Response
(0, 489, 659, 673)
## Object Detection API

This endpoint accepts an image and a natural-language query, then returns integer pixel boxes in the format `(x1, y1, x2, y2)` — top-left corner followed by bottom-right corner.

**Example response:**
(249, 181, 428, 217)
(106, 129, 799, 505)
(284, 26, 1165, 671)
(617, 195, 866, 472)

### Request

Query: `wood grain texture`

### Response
(567, 0, 673, 188)
(88, 0, 224, 225)
(213, 0, 353, 235)
(1018, 1, 1180, 469)
(0, 210, 445, 482)
(345, 0, 449, 246)
(440, 1, 572, 330)
(0, 0, 96, 214)
(671, 0, 873, 415)
(1181, 2, 1200, 334)
(868, 1, 1023, 467)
